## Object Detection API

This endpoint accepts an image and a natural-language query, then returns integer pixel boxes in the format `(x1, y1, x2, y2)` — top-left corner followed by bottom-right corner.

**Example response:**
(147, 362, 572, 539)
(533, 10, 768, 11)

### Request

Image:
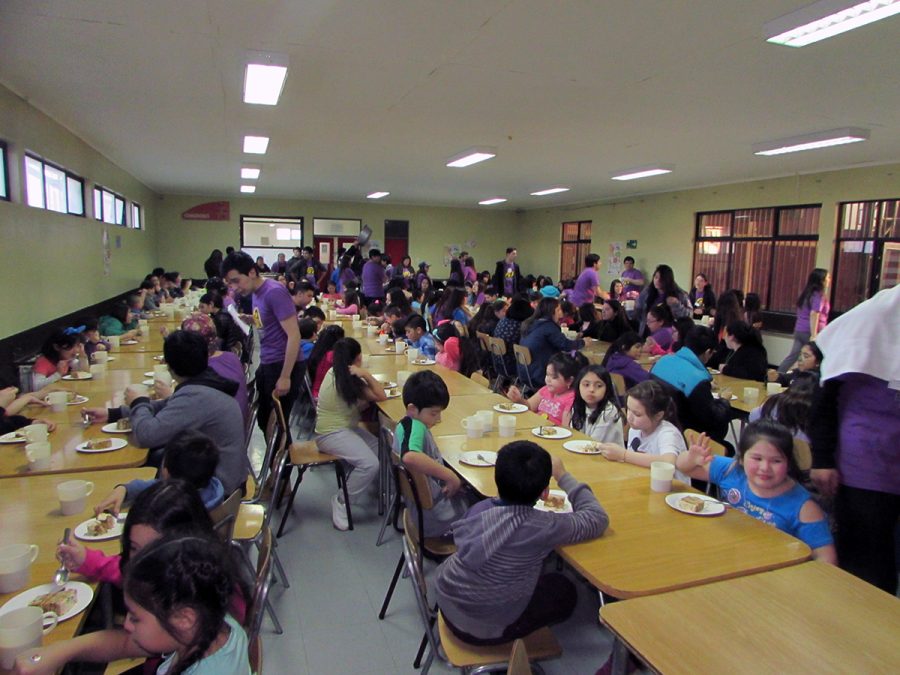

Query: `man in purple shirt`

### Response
(492, 248, 522, 298)
(222, 252, 302, 436)
(570, 253, 606, 306)
(300, 246, 328, 290)
(361, 248, 386, 304)
(620, 256, 645, 299)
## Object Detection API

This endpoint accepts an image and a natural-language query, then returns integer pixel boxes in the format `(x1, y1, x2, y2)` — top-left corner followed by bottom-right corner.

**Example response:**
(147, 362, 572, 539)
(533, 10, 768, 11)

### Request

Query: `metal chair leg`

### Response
(336, 463, 353, 530)
(376, 489, 400, 546)
(265, 598, 284, 635)
(276, 466, 306, 538)
(378, 554, 404, 619)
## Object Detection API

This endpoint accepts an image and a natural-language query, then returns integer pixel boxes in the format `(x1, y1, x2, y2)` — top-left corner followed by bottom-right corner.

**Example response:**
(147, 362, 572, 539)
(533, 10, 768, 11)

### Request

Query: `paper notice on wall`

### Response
(444, 244, 461, 267)
(608, 242, 623, 277)
(102, 227, 111, 277)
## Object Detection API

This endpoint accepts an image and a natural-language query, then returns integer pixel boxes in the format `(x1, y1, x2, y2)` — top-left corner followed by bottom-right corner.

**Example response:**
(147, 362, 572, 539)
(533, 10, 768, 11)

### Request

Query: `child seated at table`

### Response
(366, 301, 385, 326)
(98, 300, 140, 339)
(570, 365, 624, 445)
(601, 332, 650, 389)
(404, 315, 437, 358)
(303, 305, 326, 332)
(32, 328, 84, 389)
(435, 442, 609, 645)
(76, 317, 111, 362)
(506, 352, 581, 426)
(0, 385, 55, 434)
(433, 322, 479, 376)
(675, 420, 836, 563)
(394, 371, 474, 538)
(336, 287, 362, 315)
(750, 372, 818, 444)
(299, 317, 318, 361)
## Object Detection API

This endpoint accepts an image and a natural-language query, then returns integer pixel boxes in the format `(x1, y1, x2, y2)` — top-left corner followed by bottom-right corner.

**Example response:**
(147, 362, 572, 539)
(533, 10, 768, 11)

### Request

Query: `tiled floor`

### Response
(258, 456, 616, 675)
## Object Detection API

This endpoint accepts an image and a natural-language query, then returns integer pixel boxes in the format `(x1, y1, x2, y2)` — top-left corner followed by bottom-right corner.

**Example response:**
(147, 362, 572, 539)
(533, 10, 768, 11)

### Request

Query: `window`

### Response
(0, 141, 9, 201)
(24, 154, 85, 215)
(131, 203, 142, 230)
(832, 199, 900, 312)
(240, 215, 304, 264)
(560, 221, 592, 281)
(93, 186, 127, 226)
(692, 205, 820, 328)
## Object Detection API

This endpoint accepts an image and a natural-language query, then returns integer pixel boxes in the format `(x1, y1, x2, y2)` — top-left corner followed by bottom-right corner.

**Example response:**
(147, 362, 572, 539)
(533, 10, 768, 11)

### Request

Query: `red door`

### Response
(315, 236, 358, 291)
(383, 238, 407, 266)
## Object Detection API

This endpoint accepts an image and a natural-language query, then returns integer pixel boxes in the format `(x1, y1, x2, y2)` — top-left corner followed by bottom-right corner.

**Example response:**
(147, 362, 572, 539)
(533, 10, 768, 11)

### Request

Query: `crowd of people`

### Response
(1, 241, 896, 674)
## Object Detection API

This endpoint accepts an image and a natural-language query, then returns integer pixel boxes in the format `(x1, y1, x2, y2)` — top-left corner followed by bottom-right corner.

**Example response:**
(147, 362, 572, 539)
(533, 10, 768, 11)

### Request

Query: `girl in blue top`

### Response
(676, 419, 836, 564)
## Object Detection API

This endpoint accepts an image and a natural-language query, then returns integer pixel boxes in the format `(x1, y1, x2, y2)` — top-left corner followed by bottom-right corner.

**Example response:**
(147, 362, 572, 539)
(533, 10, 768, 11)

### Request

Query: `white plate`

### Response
(384, 391, 402, 399)
(412, 358, 436, 366)
(120, 339, 139, 345)
(73, 514, 126, 541)
(76, 437, 128, 453)
(0, 582, 94, 623)
(143, 371, 155, 377)
(105, 356, 116, 362)
(563, 440, 602, 455)
(44, 394, 89, 406)
(493, 403, 528, 414)
(142, 379, 155, 386)
(61, 373, 92, 381)
(707, 368, 720, 375)
(459, 451, 498, 467)
(0, 431, 28, 444)
(531, 426, 572, 440)
(665, 492, 726, 517)
(534, 490, 572, 513)
(101, 422, 132, 434)
(712, 393, 738, 401)
(152, 355, 165, 362)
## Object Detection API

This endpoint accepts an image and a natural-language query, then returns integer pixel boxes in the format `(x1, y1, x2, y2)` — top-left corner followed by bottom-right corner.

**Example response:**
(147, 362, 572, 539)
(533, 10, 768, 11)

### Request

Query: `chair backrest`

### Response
(457, 323, 469, 338)
(683, 428, 727, 457)
(476, 331, 491, 352)
(394, 458, 429, 552)
(402, 523, 440, 666)
(610, 372, 627, 401)
(507, 639, 533, 675)
(248, 633, 263, 675)
(259, 441, 291, 531)
(488, 336, 507, 357)
(471, 371, 490, 388)
(512, 343, 532, 367)
(245, 525, 275, 643)
(210, 488, 243, 542)
(253, 405, 285, 499)
(792, 437, 812, 471)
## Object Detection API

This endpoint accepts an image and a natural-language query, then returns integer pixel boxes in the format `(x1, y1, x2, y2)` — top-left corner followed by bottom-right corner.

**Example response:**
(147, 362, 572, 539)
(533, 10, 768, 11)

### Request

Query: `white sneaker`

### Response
(331, 493, 349, 531)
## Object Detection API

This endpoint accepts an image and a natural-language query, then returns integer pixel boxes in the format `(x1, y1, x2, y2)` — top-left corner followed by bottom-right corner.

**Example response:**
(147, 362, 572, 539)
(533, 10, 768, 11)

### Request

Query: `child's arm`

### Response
(599, 443, 676, 468)
(12, 629, 152, 675)
(549, 456, 609, 543)
(799, 499, 838, 565)
(351, 365, 387, 402)
(674, 433, 714, 480)
(402, 451, 461, 498)
(506, 385, 540, 413)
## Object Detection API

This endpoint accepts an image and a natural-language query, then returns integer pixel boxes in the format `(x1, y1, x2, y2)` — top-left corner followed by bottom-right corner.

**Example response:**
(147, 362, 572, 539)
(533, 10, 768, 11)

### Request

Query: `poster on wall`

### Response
(102, 227, 111, 277)
(607, 242, 623, 277)
(443, 244, 461, 267)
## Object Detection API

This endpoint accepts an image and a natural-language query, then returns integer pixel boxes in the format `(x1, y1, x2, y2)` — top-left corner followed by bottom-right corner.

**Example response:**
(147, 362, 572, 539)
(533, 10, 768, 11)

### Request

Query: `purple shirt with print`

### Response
(503, 262, 516, 295)
(794, 291, 829, 334)
(362, 260, 386, 298)
(253, 279, 299, 365)
(621, 267, 644, 295)
(571, 267, 599, 306)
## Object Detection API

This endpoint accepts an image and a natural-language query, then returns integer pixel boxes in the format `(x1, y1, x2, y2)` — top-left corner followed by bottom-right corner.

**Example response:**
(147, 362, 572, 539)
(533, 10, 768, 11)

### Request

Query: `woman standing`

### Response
(778, 269, 830, 373)
(634, 264, 691, 335)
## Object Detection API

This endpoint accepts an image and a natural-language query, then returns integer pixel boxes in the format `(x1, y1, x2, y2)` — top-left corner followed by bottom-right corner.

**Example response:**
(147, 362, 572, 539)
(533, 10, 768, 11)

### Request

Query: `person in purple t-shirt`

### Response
(361, 249, 386, 304)
(222, 252, 302, 436)
(492, 248, 522, 298)
(570, 253, 607, 307)
(620, 256, 645, 300)
(300, 246, 328, 290)
(778, 268, 831, 373)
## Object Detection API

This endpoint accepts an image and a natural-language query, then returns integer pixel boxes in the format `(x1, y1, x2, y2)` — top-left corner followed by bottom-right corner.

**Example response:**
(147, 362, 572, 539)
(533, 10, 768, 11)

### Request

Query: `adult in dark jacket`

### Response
(688, 273, 716, 317)
(493, 247, 522, 298)
(720, 321, 768, 382)
(650, 326, 731, 443)
(203, 249, 223, 279)
(519, 298, 584, 388)
(492, 298, 532, 377)
(84, 331, 248, 495)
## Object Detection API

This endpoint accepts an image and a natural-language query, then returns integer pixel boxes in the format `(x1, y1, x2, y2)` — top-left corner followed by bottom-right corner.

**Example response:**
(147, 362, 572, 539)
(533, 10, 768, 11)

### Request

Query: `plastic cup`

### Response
(24, 424, 48, 443)
(89, 363, 106, 379)
(91, 351, 108, 364)
(0, 607, 58, 669)
(397, 370, 412, 387)
(650, 461, 675, 493)
(766, 382, 781, 395)
(498, 415, 516, 438)
(153, 365, 172, 385)
(47, 392, 68, 413)
(367, 325, 378, 336)
(25, 442, 51, 471)
(107, 335, 120, 350)
(461, 415, 484, 439)
(378, 333, 388, 344)
(406, 347, 419, 363)
(476, 410, 494, 432)
(0, 544, 40, 594)
(351, 314, 360, 321)
(744, 387, 760, 404)
(57, 479, 94, 516)
(328, 310, 336, 320)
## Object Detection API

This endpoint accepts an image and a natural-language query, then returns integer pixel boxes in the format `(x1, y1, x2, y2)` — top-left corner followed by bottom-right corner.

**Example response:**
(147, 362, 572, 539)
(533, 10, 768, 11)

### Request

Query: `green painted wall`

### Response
(154, 194, 520, 279)
(0, 84, 159, 337)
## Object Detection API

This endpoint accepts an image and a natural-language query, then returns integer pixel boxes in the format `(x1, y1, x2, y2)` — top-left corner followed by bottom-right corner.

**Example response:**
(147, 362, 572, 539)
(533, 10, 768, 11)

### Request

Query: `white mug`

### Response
(461, 416, 484, 439)
(394, 341, 407, 354)
(107, 335, 121, 350)
(46, 392, 68, 413)
(743, 387, 760, 404)
(476, 410, 494, 432)
(766, 382, 782, 395)
(351, 314, 360, 321)
(650, 461, 675, 493)
(89, 363, 106, 379)
(57, 480, 95, 516)
(406, 347, 420, 363)
(25, 442, 51, 472)
(378, 333, 388, 344)
(0, 544, 39, 594)
(0, 607, 58, 670)
(24, 424, 48, 443)
(397, 370, 412, 387)
(498, 415, 517, 438)
(367, 325, 378, 336)
(91, 351, 109, 364)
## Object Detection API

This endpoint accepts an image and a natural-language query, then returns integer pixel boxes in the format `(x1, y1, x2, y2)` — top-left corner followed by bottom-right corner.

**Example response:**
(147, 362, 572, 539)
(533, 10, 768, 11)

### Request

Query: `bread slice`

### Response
(678, 495, 706, 513)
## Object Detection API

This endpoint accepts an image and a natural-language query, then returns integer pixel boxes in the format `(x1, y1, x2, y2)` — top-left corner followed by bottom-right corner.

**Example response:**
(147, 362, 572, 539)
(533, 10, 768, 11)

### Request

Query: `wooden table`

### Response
(713, 373, 768, 414)
(0, 468, 156, 665)
(600, 562, 900, 674)
(369, 360, 490, 396)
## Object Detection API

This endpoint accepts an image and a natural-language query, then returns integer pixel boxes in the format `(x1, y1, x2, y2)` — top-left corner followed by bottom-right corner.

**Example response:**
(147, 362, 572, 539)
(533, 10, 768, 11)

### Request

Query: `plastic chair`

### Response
(376, 423, 401, 546)
(513, 344, 537, 392)
(507, 639, 533, 675)
(488, 337, 514, 391)
(248, 633, 263, 675)
(609, 372, 627, 406)
(792, 437, 812, 471)
(471, 371, 491, 388)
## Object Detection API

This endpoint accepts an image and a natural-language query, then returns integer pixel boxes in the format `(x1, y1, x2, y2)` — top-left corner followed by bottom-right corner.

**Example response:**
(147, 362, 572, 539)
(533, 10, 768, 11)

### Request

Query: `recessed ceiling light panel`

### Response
(530, 187, 570, 196)
(753, 127, 869, 156)
(243, 52, 288, 105)
(241, 167, 261, 179)
(765, 0, 900, 47)
(243, 135, 270, 154)
(240, 185, 256, 193)
(610, 166, 674, 181)
(367, 191, 390, 199)
(446, 146, 497, 168)
(478, 197, 507, 205)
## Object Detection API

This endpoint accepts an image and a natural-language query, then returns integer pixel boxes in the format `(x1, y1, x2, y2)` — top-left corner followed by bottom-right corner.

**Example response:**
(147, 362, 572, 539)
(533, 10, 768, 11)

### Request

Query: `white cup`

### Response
(24, 424, 48, 443)
(57, 480, 94, 516)
(25, 442, 51, 471)
(0, 607, 58, 669)
(378, 333, 388, 344)
(766, 382, 781, 395)
(153, 365, 173, 385)
(397, 370, 412, 387)
(107, 335, 120, 350)
(351, 314, 360, 322)
(650, 461, 675, 493)
(162, 304, 176, 317)
(0, 544, 40, 594)
(126, 384, 150, 400)
(476, 410, 494, 432)
(91, 351, 109, 364)
(461, 415, 484, 439)
(406, 347, 420, 363)
(367, 325, 378, 336)
(623, 300, 635, 312)
(498, 415, 516, 438)
(46, 392, 68, 413)
(111, 392, 125, 407)
(89, 363, 106, 379)
(743, 387, 760, 404)
(138, 319, 149, 332)
(395, 341, 407, 354)
(328, 310, 336, 320)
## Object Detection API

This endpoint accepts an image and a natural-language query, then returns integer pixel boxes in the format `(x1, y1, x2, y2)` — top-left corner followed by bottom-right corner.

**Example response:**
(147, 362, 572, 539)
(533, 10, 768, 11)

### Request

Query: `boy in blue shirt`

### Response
(404, 315, 437, 359)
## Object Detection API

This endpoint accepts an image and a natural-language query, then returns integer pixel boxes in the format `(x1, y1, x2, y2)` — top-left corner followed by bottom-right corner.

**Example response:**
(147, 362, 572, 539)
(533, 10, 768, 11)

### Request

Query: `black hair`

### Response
(647, 303, 674, 326)
(623, 256, 635, 264)
(571, 365, 621, 430)
(683, 325, 717, 356)
(402, 370, 450, 411)
(163, 330, 209, 378)
(331, 338, 365, 406)
(205, 277, 228, 296)
(220, 251, 257, 277)
(163, 271, 180, 284)
(627, 380, 679, 426)
(391, 318, 407, 339)
(225, 246, 235, 255)
(601, 332, 643, 368)
(303, 306, 325, 322)
(584, 253, 600, 267)
(449, 258, 464, 284)
(521, 297, 559, 336)
(736, 419, 801, 481)
(387, 288, 412, 315)
(546, 352, 580, 385)
(608, 279, 623, 297)
(506, 298, 534, 322)
(302, 245, 314, 254)
(108, 300, 131, 326)
(435, 287, 466, 323)
(77, 317, 100, 333)
(40, 329, 79, 363)
(342, 287, 362, 310)
(495, 441, 552, 505)
(405, 314, 427, 332)
(758, 371, 819, 437)
(152, 267, 165, 277)
(367, 302, 384, 317)
(306, 325, 345, 379)
(199, 292, 223, 310)
(797, 268, 829, 309)
(713, 290, 744, 338)
(645, 264, 685, 308)
(140, 279, 155, 291)
(433, 321, 459, 344)
(162, 431, 219, 490)
(125, 534, 238, 674)
(725, 320, 764, 350)
(298, 318, 317, 340)
(803, 340, 824, 365)
(672, 317, 696, 351)
(506, 247, 517, 255)
(369, 248, 382, 259)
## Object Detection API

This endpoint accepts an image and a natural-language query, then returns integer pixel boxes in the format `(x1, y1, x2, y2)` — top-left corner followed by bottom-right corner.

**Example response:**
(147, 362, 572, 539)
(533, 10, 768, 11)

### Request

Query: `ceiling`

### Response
(1, 1, 899, 209)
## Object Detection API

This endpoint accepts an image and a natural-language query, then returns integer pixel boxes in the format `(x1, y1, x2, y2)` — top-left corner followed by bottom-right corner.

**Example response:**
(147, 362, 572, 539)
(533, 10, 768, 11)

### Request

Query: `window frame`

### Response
(692, 204, 821, 332)
(0, 141, 9, 202)
(131, 202, 142, 230)
(560, 220, 593, 281)
(93, 185, 128, 226)
(23, 152, 85, 216)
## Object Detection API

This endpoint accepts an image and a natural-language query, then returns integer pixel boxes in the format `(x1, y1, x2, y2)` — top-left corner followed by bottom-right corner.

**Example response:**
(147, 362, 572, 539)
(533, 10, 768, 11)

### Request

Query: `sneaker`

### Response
(331, 493, 349, 531)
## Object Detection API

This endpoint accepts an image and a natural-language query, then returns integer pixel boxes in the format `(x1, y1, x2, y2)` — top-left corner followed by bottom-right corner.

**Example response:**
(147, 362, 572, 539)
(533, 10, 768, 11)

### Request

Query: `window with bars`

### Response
(832, 199, 900, 312)
(24, 154, 85, 216)
(560, 221, 592, 282)
(692, 205, 820, 329)
(93, 186, 127, 226)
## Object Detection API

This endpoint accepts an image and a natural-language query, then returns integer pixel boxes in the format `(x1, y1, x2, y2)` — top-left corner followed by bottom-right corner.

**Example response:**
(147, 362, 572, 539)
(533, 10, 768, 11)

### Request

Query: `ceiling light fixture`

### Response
(446, 147, 497, 168)
(753, 127, 869, 155)
(478, 198, 507, 205)
(366, 191, 390, 199)
(243, 135, 269, 154)
(240, 185, 256, 193)
(610, 165, 674, 181)
(765, 0, 900, 47)
(241, 167, 261, 180)
(530, 187, 570, 196)
(243, 52, 289, 105)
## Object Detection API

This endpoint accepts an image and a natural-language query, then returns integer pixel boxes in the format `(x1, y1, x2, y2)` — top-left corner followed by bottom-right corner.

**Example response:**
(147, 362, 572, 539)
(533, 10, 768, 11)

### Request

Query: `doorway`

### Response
(314, 235, 358, 291)
(384, 220, 409, 268)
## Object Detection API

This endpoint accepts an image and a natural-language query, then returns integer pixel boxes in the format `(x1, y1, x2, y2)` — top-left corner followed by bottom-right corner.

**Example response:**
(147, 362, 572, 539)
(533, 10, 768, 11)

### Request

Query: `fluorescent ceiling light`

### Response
(478, 198, 507, 205)
(765, 0, 900, 47)
(243, 52, 288, 105)
(367, 191, 390, 199)
(240, 185, 256, 193)
(530, 187, 570, 196)
(753, 127, 869, 155)
(611, 166, 674, 181)
(241, 167, 260, 180)
(243, 135, 269, 154)
(446, 147, 497, 168)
